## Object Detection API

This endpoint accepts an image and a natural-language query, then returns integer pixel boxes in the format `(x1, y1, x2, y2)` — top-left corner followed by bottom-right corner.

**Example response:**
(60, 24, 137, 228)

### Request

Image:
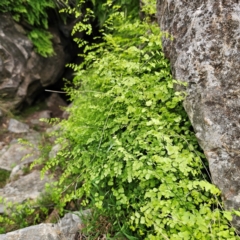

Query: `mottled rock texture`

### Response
(0, 170, 50, 207)
(8, 118, 29, 133)
(157, 0, 240, 225)
(0, 211, 91, 240)
(0, 13, 73, 110)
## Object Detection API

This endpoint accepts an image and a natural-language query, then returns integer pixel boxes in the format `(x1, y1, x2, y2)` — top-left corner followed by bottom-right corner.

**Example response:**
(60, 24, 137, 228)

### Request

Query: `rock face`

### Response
(0, 13, 74, 110)
(157, 0, 240, 223)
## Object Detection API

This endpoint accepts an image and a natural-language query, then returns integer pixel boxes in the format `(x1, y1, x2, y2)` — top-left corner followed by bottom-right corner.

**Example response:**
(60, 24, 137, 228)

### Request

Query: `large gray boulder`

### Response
(0, 13, 73, 110)
(157, 0, 240, 224)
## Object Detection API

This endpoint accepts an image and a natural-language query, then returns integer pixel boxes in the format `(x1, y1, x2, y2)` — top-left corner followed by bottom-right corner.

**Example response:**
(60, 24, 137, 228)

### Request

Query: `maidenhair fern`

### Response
(0, 0, 58, 57)
(28, 29, 54, 57)
(42, 3, 240, 239)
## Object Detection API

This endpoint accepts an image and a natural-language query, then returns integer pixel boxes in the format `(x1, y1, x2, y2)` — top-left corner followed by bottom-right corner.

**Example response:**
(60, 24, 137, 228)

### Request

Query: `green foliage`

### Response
(28, 29, 54, 57)
(0, 169, 10, 188)
(0, 0, 55, 27)
(140, 0, 157, 17)
(77, 208, 125, 239)
(0, 0, 58, 57)
(0, 197, 50, 233)
(0, 0, 139, 57)
(91, 0, 139, 26)
(60, 0, 139, 28)
(42, 4, 240, 239)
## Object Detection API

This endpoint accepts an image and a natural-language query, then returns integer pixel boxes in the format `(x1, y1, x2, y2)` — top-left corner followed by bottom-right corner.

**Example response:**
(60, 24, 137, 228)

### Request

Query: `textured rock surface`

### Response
(0, 141, 38, 171)
(0, 119, 49, 212)
(28, 110, 52, 126)
(8, 119, 29, 133)
(49, 144, 62, 159)
(157, 0, 240, 223)
(0, 170, 51, 213)
(0, 13, 73, 110)
(0, 211, 90, 240)
(0, 130, 40, 171)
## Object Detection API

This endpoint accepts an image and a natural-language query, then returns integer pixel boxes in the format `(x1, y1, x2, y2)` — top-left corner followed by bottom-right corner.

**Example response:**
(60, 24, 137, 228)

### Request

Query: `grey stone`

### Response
(57, 210, 90, 240)
(29, 110, 52, 126)
(0, 134, 40, 171)
(0, 235, 6, 240)
(0, 210, 90, 240)
(46, 125, 61, 143)
(6, 131, 41, 179)
(0, 145, 8, 161)
(8, 119, 29, 133)
(0, 202, 4, 214)
(1, 224, 61, 240)
(46, 125, 61, 134)
(23, 131, 42, 145)
(62, 103, 72, 119)
(49, 144, 62, 159)
(1, 170, 50, 205)
(10, 164, 25, 180)
(157, 0, 240, 226)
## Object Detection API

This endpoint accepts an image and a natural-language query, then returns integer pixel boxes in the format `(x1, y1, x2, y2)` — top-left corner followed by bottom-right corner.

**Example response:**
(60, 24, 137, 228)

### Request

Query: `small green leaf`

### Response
(146, 100, 152, 106)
